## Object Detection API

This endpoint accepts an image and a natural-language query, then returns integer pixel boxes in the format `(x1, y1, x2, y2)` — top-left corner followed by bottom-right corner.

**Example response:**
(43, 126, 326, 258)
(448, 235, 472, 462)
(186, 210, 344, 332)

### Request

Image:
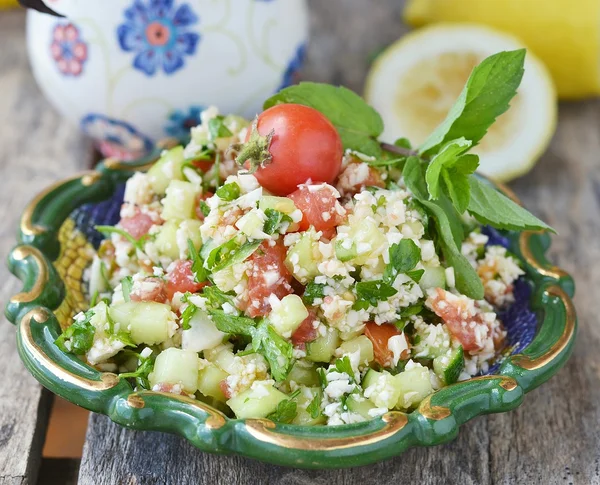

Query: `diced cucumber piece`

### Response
(89, 301, 109, 330)
(403, 220, 425, 239)
(207, 347, 237, 374)
(149, 348, 199, 393)
(154, 220, 180, 260)
(334, 240, 357, 262)
(269, 294, 309, 337)
(197, 363, 229, 401)
(346, 220, 386, 264)
(362, 369, 402, 409)
(285, 361, 320, 387)
(182, 310, 226, 352)
(395, 364, 434, 409)
(306, 329, 340, 363)
(346, 394, 377, 419)
(162, 180, 197, 220)
(293, 387, 326, 426)
(338, 335, 374, 366)
(419, 265, 446, 291)
(227, 383, 288, 419)
(259, 196, 297, 214)
(236, 210, 265, 238)
(284, 231, 321, 284)
(148, 146, 186, 195)
(109, 302, 175, 345)
(412, 323, 452, 359)
(210, 266, 238, 292)
(88, 255, 108, 297)
(433, 346, 464, 385)
(178, 219, 203, 252)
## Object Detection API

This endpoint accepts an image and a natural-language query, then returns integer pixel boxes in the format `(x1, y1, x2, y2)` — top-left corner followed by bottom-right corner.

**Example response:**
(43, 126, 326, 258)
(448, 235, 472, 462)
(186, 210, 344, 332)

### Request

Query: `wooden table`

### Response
(1, 2, 599, 484)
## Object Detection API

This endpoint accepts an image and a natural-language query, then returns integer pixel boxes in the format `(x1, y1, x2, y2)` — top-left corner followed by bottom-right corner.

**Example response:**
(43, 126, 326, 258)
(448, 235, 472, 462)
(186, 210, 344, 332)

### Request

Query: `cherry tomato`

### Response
(130, 277, 167, 303)
(246, 241, 293, 317)
(120, 208, 154, 239)
(291, 309, 319, 347)
(165, 260, 209, 301)
(194, 191, 213, 221)
(427, 288, 482, 351)
(364, 322, 403, 367)
(244, 104, 343, 196)
(288, 184, 345, 239)
(191, 159, 214, 173)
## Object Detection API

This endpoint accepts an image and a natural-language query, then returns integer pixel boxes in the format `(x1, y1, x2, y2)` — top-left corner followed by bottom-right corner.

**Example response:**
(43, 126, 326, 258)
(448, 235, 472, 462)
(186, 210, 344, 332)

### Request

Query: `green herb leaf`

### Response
(95, 226, 148, 251)
(181, 304, 197, 331)
(198, 200, 211, 217)
(251, 321, 293, 381)
(306, 391, 322, 419)
(209, 310, 258, 336)
(425, 137, 472, 199)
(467, 176, 555, 233)
(404, 157, 484, 299)
(406, 269, 425, 283)
(208, 115, 233, 140)
(264, 82, 384, 156)
(55, 310, 96, 355)
(383, 239, 421, 284)
(352, 300, 370, 311)
(303, 282, 326, 305)
(120, 276, 133, 302)
(400, 302, 423, 318)
(419, 49, 526, 156)
(207, 238, 262, 273)
(355, 280, 398, 306)
(266, 389, 300, 424)
(334, 356, 355, 381)
(188, 239, 208, 283)
(263, 208, 292, 235)
(442, 169, 471, 214)
(202, 286, 235, 309)
(216, 182, 241, 201)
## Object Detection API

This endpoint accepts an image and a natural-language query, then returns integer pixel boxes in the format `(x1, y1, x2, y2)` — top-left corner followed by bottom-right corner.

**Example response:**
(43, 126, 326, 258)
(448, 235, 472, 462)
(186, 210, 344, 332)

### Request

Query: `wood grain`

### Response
(0, 10, 92, 485)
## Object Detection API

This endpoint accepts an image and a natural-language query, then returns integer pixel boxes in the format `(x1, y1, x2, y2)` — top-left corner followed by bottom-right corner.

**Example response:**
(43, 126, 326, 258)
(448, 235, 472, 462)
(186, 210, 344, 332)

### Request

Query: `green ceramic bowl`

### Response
(5, 147, 576, 469)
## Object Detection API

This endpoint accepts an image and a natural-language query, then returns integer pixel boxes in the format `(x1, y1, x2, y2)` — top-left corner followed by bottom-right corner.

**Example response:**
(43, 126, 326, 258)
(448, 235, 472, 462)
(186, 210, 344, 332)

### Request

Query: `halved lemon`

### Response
(365, 24, 557, 182)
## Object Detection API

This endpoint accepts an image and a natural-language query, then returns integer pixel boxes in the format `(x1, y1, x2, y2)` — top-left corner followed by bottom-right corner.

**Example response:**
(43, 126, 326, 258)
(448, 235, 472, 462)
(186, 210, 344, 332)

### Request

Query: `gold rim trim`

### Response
(19, 308, 120, 391)
(9, 246, 49, 304)
(519, 231, 569, 280)
(511, 285, 576, 371)
(128, 391, 227, 429)
(244, 412, 408, 451)
(21, 172, 101, 237)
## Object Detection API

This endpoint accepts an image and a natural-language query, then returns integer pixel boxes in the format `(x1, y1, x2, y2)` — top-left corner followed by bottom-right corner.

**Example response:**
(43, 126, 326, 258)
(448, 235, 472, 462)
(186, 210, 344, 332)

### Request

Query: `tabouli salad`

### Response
(58, 50, 553, 426)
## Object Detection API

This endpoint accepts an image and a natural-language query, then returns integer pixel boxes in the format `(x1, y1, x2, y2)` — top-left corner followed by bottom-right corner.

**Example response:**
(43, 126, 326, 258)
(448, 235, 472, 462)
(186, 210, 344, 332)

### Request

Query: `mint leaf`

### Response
(467, 176, 555, 233)
(303, 282, 326, 305)
(355, 280, 397, 306)
(251, 321, 293, 381)
(55, 310, 96, 355)
(384, 239, 421, 284)
(264, 82, 384, 156)
(121, 276, 133, 302)
(404, 157, 484, 299)
(188, 239, 208, 283)
(442, 170, 471, 214)
(209, 310, 257, 336)
(419, 49, 526, 156)
(266, 389, 300, 423)
(426, 138, 472, 198)
(216, 182, 241, 201)
(208, 115, 233, 140)
(306, 391, 322, 419)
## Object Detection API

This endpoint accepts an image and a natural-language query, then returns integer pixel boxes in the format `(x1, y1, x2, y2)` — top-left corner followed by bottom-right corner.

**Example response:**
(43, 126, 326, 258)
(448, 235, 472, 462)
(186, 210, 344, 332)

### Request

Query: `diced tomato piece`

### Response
(191, 159, 214, 173)
(153, 383, 187, 395)
(427, 288, 483, 352)
(364, 322, 402, 367)
(165, 260, 209, 301)
(194, 191, 213, 221)
(130, 277, 167, 303)
(288, 184, 345, 235)
(120, 208, 154, 239)
(246, 241, 293, 317)
(291, 309, 319, 347)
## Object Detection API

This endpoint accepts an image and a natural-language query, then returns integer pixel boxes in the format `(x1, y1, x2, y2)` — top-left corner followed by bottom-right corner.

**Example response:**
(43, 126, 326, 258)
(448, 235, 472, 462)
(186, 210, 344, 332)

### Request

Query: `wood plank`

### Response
(36, 459, 79, 485)
(0, 10, 93, 485)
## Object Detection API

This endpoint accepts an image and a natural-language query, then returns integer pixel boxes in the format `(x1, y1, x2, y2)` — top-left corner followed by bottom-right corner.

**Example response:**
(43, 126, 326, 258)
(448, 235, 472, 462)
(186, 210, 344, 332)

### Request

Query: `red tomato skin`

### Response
(191, 159, 214, 173)
(291, 309, 319, 347)
(165, 260, 209, 301)
(288, 185, 345, 235)
(364, 322, 402, 367)
(130, 277, 167, 303)
(120, 209, 154, 239)
(246, 241, 293, 317)
(245, 104, 343, 196)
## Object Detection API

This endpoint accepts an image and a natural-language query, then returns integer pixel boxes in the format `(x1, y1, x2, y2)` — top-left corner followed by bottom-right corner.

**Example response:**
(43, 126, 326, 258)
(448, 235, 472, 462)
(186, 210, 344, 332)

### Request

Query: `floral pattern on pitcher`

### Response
(117, 0, 201, 76)
(164, 105, 204, 138)
(277, 43, 306, 92)
(50, 23, 88, 77)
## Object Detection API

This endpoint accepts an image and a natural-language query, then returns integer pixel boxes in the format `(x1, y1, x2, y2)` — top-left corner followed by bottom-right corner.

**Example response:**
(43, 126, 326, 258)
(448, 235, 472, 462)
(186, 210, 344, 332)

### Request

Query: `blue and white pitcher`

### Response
(24, 0, 309, 158)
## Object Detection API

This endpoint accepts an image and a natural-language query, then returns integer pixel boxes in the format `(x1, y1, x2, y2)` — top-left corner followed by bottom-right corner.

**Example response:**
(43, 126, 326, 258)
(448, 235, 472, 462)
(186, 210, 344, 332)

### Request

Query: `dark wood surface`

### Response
(1, 1, 599, 484)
